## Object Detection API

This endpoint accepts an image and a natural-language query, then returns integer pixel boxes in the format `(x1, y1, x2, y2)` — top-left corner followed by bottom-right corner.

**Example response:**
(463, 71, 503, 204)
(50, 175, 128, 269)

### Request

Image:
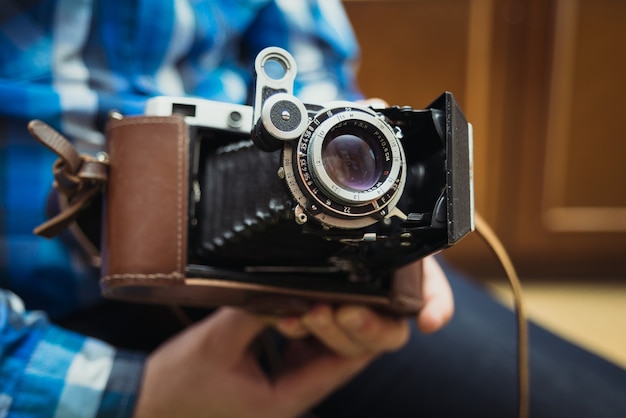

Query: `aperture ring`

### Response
(283, 104, 407, 229)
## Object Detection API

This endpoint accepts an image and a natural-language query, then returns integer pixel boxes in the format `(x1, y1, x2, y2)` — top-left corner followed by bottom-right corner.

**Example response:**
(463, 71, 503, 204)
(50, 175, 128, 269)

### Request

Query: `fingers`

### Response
(391, 256, 454, 334)
(271, 256, 453, 354)
(302, 305, 362, 357)
(415, 256, 454, 333)
(272, 316, 309, 339)
(276, 304, 409, 357)
(272, 304, 410, 416)
(268, 256, 452, 358)
(334, 305, 409, 353)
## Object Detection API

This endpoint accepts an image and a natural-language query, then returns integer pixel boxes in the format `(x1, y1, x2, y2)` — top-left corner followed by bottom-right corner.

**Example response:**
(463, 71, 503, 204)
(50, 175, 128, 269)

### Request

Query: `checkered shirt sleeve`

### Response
(0, 0, 361, 415)
(0, 290, 146, 417)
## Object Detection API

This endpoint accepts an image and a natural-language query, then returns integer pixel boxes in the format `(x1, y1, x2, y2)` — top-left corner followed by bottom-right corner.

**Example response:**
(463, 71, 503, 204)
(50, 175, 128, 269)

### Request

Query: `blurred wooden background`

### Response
(344, 0, 626, 278)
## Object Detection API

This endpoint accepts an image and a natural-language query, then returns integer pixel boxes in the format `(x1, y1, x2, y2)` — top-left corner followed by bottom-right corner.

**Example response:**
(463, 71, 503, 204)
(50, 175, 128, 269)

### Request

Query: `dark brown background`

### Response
(344, 0, 626, 278)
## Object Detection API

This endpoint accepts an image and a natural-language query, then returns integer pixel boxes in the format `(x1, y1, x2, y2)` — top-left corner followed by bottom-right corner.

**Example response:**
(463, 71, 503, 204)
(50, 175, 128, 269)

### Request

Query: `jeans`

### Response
(60, 263, 626, 418)
(313, 263, 626, 418)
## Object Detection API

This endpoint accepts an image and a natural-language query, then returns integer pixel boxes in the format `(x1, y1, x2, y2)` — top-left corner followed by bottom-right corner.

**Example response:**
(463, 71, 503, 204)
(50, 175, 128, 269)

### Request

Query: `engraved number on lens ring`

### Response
(284, 106, 406, 228)
(308, 110, 402, 205)
(283, 144, 403, 229)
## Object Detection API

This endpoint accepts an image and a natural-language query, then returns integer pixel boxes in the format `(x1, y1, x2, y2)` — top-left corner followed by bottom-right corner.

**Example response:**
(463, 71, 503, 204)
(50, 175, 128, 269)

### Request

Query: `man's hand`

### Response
(274, 256, 453, 341)
(134, 256, 453, 418)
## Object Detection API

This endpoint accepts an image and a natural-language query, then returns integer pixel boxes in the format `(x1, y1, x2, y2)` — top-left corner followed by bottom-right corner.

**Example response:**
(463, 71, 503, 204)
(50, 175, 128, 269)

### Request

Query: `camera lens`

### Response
(284, 103, 406, 229)
(322, 133, 383, 192)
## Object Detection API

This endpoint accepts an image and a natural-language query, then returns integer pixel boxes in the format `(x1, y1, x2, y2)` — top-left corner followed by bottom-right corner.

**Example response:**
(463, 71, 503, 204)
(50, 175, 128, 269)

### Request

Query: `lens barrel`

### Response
(282, 104, 406, 229)
(322, 130, 383, 192)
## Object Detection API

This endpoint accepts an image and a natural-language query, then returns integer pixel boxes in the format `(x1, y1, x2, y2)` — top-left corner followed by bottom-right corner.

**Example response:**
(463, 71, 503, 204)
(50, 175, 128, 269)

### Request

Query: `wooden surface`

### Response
(486, 277, 626, 369)
(344, 0, 626, 278)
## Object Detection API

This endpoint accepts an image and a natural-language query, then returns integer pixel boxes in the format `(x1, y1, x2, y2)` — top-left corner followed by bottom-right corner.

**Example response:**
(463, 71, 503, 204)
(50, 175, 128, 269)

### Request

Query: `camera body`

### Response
(139, 47, 474, 314)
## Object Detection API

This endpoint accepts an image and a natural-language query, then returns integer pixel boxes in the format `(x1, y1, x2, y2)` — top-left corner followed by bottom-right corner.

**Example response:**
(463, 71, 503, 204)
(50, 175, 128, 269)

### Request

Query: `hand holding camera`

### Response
(135, 257, 453, 418)
(28, 46, 464, 418)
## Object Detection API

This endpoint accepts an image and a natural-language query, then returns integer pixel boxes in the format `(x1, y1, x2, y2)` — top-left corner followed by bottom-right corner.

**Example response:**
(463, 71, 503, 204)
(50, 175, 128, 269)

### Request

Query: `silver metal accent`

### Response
(261, 93, 308, 141)
(339, 233, 378, 243)
(294, 205, 308, 225)
(277, 167, 285, 179)
(109, 110, 123, 120)
(253, 46, 298, 127)
(192, 180, 201, 203)
(307, 105, 405, 207)
(96, 152, 109, 163)
(394, 126, 404, 140)
(227, 111, 244, 129)
(387, 207, 409, 221)
(144, 96, 253, 134)
(280, 104, 408, 230)
(363, 233, 377, 242)
(468, 122, 476, 232)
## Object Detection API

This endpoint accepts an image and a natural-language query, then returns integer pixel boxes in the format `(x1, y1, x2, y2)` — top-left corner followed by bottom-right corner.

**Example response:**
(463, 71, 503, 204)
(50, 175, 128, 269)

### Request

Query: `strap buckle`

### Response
(28, 120, 109, 238)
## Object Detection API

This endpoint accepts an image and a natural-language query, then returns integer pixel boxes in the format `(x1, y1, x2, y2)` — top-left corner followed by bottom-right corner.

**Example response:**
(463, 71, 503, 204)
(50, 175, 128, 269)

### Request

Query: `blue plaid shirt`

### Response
(0, 0, 360, 416)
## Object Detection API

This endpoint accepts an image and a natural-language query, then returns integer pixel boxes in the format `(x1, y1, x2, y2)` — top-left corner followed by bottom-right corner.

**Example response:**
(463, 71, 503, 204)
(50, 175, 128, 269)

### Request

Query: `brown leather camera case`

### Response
(31, 115, 425, 316)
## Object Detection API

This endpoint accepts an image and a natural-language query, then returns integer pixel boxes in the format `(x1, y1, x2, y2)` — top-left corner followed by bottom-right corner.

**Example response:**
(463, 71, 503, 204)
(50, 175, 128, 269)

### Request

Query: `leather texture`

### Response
(29, 116, 425, 315)
(28, 120, 108, 238)
(101, 115, 188, 284)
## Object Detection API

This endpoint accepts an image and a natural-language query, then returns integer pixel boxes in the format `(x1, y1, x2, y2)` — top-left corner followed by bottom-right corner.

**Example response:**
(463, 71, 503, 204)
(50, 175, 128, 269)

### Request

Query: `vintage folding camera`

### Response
(121, 47, 474, 315)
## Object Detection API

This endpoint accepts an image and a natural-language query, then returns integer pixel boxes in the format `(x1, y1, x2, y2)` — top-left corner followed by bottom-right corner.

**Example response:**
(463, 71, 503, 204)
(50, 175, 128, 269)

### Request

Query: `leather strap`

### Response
(28, 120, 109, 238)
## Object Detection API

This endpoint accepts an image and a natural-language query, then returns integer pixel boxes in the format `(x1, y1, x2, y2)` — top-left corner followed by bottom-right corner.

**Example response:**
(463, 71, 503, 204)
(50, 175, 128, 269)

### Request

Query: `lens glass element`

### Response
(322, 132, 383, 192)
